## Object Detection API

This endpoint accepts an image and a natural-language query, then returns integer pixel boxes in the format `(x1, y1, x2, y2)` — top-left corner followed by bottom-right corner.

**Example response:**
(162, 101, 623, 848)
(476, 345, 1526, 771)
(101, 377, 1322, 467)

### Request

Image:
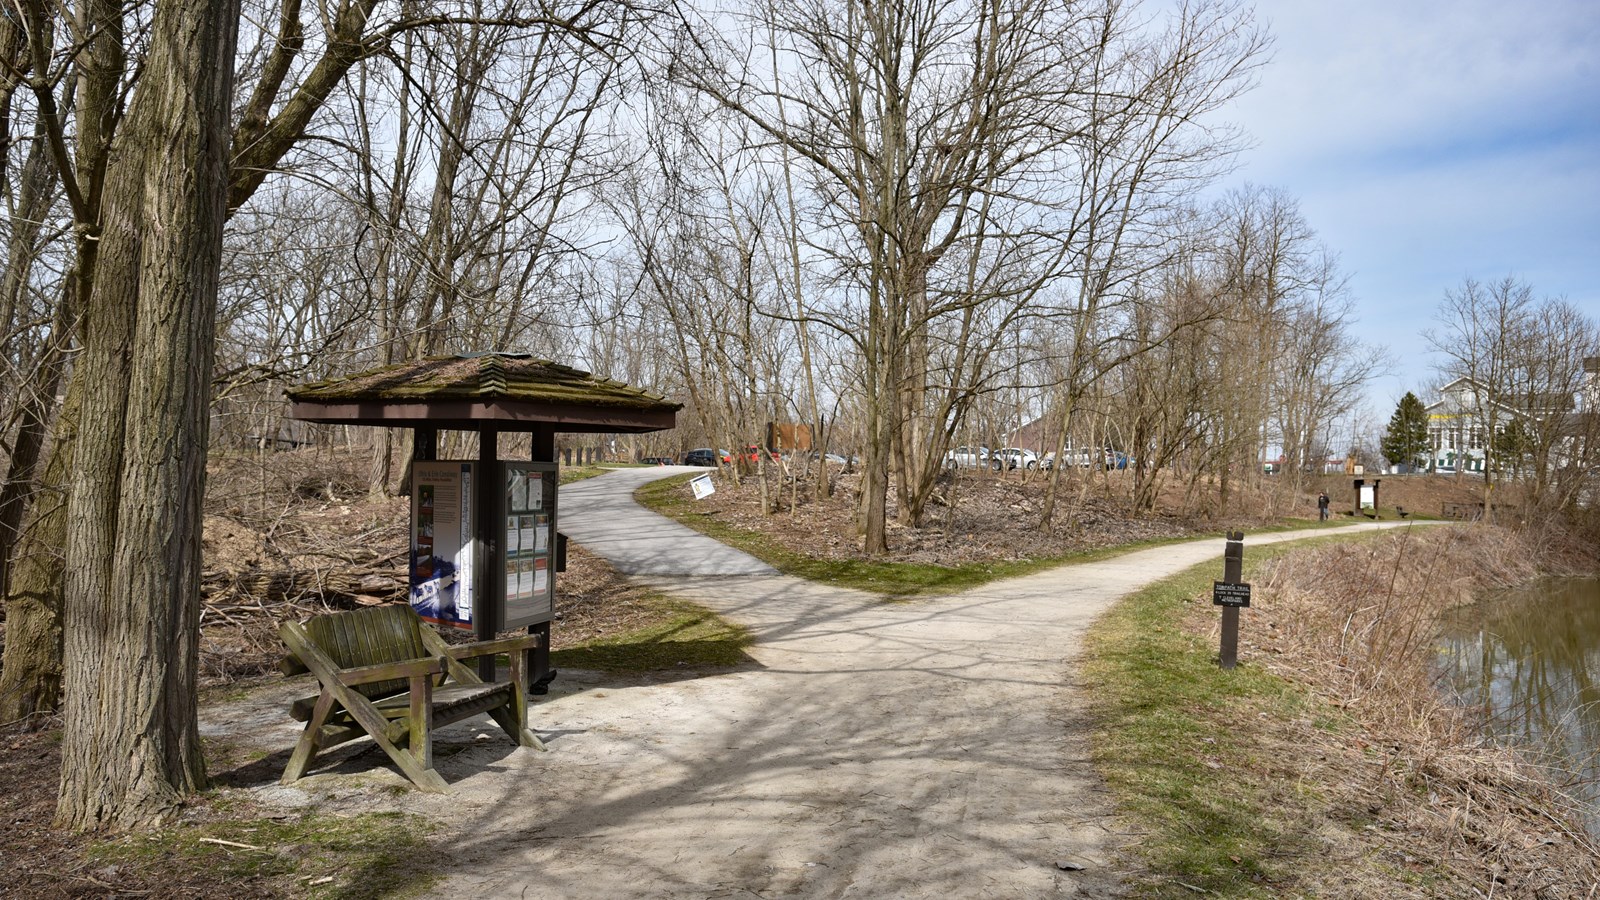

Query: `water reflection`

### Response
(1438, 577, 1600, 838)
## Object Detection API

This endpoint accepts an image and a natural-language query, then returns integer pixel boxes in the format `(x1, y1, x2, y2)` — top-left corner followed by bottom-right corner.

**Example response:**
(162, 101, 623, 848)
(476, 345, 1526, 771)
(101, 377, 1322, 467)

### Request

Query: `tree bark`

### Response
(56, 0, 239, 829)
(0, 378, 76, 725)
(0, 0, 120, 722)
(0, 277, 70, 607)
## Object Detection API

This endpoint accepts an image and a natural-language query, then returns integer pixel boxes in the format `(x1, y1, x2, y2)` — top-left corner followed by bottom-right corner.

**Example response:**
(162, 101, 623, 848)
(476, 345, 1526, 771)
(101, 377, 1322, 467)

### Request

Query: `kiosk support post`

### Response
(476, 427, 500, 681)
(529, 426, 555, 690)
(413, 428, 437, 461)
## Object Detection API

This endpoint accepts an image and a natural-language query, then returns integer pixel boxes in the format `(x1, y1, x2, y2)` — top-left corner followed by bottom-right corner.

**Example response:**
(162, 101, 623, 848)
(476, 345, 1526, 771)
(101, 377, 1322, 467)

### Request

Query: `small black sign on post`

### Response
(1214, 530, 1248, 669)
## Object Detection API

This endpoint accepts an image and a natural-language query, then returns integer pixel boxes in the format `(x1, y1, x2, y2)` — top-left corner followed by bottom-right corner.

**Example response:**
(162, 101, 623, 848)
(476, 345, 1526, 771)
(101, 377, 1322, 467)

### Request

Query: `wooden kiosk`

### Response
(287, 352, 680, 682)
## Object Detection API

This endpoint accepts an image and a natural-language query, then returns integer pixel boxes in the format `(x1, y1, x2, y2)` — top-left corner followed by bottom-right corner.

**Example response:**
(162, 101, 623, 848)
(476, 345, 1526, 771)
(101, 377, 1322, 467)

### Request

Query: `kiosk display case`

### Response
(410, 460, 477, 629)
(500, 461, 557, 629)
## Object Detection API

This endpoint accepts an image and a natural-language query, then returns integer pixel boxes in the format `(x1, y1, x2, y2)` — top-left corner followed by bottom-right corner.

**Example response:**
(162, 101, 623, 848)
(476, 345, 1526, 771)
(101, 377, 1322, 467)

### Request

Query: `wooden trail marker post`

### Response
(1214, 531, 1249, 669)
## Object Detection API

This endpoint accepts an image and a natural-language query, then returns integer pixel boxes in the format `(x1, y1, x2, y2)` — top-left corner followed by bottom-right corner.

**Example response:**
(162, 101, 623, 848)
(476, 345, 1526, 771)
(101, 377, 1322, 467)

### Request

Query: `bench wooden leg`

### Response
(487, 703, 547, 751)
(341, 689, 448, 793)
(504, 644, 546, 751)
(282, 691, 336, 784)
(408, 673, 433, 772)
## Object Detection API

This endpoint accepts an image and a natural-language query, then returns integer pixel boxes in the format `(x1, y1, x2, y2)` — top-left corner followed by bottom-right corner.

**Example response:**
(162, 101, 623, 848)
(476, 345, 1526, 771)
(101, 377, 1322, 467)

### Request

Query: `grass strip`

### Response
(1080, 533, 1381, 897)
(636, 473, 1362, 597)
(551, 592, 753, 672)
(559, 463, 648, 484)
(85, 808, 437, 899)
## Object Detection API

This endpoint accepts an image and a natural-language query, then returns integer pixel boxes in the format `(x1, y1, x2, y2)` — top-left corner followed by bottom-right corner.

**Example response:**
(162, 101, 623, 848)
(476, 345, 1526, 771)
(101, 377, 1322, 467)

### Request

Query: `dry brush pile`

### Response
(199, 449, 410, 683)
(1242, 526, 1599, 896)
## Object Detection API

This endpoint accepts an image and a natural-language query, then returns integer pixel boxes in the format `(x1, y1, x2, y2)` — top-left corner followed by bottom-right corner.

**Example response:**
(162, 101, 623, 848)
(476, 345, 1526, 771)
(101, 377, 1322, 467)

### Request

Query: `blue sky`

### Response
(1217, 0, 1600, 417)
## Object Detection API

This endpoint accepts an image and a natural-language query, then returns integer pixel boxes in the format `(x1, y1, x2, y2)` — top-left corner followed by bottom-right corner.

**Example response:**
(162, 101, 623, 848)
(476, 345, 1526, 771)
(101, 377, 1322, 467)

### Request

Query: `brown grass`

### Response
(1237, 526, 1600, 896)
(684, 466, 1282, 566)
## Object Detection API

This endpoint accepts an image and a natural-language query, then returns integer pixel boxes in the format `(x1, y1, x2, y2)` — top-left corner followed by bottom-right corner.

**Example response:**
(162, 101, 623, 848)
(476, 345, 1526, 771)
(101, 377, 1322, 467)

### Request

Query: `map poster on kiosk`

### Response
(502, 461, 557, 629)
(410, 461, 475, 629)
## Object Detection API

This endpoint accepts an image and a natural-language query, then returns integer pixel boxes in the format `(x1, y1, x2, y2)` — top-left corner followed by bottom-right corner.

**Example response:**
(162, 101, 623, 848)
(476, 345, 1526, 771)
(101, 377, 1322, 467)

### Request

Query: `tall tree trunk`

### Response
(0, 281, 71, 604)
(56, 0, 239, 829)
(0, 378, 77, 725)
(0, 0, 125, 723)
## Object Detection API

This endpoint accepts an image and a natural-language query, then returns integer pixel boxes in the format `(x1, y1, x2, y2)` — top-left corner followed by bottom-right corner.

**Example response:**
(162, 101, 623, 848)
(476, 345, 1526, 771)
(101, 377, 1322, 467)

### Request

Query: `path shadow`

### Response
(213, 721, 531, 791)
(549, 644, 764, 683)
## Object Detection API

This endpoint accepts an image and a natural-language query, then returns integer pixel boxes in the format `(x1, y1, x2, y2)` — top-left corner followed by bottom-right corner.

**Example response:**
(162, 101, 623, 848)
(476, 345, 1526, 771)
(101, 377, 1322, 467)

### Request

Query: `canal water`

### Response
(1438, 576, 1600, 838)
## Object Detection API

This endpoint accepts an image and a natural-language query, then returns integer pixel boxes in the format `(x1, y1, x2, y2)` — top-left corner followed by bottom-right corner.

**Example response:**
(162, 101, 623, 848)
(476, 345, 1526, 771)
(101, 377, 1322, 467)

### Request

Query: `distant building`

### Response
(1423, 358, 1598, 474)
(1007, 415, 1087, 454)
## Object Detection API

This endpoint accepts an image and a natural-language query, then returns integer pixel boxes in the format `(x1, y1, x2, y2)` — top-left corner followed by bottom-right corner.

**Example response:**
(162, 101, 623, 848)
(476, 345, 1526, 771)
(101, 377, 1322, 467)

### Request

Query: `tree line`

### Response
(0, 0, 1460, 829)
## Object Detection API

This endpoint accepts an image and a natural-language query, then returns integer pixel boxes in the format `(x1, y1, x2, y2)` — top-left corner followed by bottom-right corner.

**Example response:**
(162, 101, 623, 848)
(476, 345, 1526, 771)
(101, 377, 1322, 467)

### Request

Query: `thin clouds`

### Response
(1239, 0, 1599, 174)
(1218, 0, 1600, 408)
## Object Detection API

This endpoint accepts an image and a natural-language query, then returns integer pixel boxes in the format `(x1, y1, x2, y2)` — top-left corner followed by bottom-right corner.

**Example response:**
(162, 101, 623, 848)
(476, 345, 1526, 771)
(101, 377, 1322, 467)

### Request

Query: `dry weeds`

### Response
(197, 449, 411, 683)
(1235, 526, 1600, 897)
(688, 466, 1228, 565)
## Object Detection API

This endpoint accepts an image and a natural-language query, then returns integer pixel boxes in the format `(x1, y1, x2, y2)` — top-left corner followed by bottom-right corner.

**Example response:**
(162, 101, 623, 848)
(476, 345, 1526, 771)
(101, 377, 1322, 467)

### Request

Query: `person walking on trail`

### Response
(1317, 491, 1330, 521)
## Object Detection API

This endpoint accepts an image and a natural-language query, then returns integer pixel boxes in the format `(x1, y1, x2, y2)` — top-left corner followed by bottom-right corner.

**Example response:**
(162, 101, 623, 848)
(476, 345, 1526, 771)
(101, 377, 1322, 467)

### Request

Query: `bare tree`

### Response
(55, 0, 240, 829)
(670, 0, 1264, 552)
(0, 0, 634, 698)
(1426, 276, 1538, 514)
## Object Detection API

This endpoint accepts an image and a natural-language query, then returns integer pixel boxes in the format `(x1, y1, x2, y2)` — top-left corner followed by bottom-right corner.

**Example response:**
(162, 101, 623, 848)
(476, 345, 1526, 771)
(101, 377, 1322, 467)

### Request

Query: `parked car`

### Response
(639, 456, 675, 465)
(789, 451, 858, 470)
(943, 445, 1001, 471)
(1102, 448, 1131, 470)
(994, 447, 1042, 471)
(1041, 448, 1093, 470)
(741, 445, 786, 465)
(683, 448, 728, 467)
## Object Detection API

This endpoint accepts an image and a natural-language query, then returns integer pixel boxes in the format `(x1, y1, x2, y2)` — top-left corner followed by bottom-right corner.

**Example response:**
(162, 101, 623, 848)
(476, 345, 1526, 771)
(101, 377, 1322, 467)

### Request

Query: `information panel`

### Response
(410, 461, 475, 629)
(1359, 484, 1376, 510)
(503, 461, 557, 629)
(1213, 581, 1251, 608)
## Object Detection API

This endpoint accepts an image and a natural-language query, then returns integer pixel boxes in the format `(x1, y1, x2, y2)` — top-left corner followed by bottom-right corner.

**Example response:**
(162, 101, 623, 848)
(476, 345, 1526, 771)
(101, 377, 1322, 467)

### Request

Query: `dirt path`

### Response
(216, 470, 1434, 898)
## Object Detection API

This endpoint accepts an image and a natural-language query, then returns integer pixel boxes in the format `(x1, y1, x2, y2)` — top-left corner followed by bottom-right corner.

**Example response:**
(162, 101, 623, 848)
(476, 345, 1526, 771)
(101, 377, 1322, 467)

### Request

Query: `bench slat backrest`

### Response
(302, 605, 430, 699)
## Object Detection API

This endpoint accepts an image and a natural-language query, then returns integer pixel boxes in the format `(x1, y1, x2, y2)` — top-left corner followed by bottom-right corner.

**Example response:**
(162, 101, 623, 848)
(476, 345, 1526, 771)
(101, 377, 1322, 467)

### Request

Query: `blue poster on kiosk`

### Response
(410, 461, 475, 629)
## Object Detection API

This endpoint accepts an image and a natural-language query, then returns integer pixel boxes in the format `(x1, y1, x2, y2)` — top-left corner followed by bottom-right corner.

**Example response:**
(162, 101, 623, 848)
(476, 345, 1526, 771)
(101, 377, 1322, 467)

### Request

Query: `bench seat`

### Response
(279, 605, 546, 792)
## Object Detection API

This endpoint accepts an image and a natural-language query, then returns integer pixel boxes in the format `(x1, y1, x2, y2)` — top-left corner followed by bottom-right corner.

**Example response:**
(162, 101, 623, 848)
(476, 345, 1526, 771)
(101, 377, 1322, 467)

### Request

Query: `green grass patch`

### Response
(551, 593, 753, 672)
(1081, 534, 1385, 897)
(560, 463, 647, 484)
(635, 474, 1356, 597)
(85, 809, 437, 899)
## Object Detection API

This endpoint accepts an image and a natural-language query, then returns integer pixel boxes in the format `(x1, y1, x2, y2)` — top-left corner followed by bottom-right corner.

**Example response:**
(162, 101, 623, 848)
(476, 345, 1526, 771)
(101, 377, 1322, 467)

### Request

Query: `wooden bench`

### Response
(1396, 506, 1410, 518)
(279, 605, 546, 792)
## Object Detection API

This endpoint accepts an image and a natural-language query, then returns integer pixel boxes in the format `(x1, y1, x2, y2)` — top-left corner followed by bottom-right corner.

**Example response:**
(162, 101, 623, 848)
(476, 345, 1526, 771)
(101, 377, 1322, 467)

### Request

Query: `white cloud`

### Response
(1233, 0, 1600, 174)
(1211, 0, 1600, 407)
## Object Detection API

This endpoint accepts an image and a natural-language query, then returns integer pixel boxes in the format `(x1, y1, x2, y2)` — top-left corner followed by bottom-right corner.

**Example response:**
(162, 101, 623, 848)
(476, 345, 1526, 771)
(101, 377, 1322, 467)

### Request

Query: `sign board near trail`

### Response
(1213, 581, 1251, 608)
(766, 422, 813, 451)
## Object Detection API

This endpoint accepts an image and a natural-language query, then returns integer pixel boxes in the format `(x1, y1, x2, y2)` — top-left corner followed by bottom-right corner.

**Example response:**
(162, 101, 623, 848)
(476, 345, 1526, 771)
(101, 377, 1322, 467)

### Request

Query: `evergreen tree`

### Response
(1492, 417, 1534, 477)
(1380, 392, 1430, 471)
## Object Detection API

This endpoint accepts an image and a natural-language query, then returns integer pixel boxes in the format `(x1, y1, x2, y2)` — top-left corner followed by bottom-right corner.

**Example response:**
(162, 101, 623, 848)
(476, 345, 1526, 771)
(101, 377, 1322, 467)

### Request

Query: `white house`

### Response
(1423, 357, 1599, 474)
